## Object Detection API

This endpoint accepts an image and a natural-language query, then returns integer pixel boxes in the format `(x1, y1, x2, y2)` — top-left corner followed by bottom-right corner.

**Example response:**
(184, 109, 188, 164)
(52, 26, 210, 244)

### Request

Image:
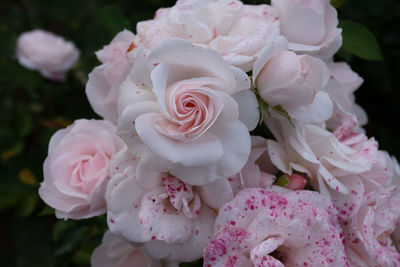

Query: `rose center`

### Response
(70, 149, 109, 194)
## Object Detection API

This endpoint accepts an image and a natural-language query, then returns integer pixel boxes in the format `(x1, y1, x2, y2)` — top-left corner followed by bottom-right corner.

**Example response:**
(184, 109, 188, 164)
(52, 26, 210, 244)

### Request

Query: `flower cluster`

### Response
(38, 0, 400, 266)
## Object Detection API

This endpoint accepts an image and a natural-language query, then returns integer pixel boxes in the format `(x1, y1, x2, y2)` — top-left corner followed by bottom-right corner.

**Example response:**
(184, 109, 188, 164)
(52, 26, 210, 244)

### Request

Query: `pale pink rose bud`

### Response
(16, 29, 79, 81)
(254, 37, 333, 124)
(271, 0, 342, 59)
(286, 173, 307, 190)
(39, 119, 124, 219)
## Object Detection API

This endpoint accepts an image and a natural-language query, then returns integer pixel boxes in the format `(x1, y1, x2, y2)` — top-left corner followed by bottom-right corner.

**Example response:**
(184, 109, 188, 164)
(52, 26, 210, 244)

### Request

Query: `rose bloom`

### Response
(343, 186, 400, 266)
(39, 119, 124, 219)
(203, 188, 349, 266)
(117, 38, 259, 186)
(253, 36, 333, 124)
(16, 29, 79, 81)
(389, 157, 400, 247)
(135, 0, 280, 71)
(327, 61, 363, 95)
(271, 0, 342, 59)
(325, 61, 368, 127)
(86, 30, 136, 123)
(91, 231, 178, 267)
(265, 113, 378, 202)
(341, 153, 400, 266)
(106, 147, 216, 263)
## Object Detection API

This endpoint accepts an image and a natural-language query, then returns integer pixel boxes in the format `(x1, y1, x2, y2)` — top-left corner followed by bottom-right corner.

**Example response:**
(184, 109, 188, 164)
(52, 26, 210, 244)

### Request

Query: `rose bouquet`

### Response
(37, 0, 400, 266)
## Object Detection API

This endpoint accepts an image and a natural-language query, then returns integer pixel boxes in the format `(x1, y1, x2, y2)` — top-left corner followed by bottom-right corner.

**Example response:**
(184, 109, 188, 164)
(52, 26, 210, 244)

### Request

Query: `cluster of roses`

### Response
(37, 0, 400, 266)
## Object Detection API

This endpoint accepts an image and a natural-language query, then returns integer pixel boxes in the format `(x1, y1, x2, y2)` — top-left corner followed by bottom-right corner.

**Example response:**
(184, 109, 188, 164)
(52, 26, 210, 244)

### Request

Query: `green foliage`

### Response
(340, 20, 383, 60)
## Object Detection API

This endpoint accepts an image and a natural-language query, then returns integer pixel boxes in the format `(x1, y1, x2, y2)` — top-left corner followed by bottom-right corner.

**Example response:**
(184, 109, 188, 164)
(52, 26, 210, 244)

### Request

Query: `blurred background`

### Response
(0, 0, 399, 266)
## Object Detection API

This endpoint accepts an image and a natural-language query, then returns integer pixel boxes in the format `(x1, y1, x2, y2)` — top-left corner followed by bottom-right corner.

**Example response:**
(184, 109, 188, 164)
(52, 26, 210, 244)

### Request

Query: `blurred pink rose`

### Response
(136, 0, 280, 71)
(86, 30, 136, 123)
(204, 188, 349, 266)
(271, 0, 342, 59)
(117, 39, 259, 185)
(16, 29, 79, 81)
(91, 231, 178, 267)
(254, 37, 333, 124)
(39, 119, 124, 219)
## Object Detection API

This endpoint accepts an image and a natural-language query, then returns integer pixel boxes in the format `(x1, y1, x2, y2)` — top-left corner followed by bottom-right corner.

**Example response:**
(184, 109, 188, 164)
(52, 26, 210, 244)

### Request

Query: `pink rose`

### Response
(204, 188, 348, 266)
(136, 0, 280, 71)
(39, 119, 124, 219)
(265, 114, 378, 200)
(91, 231, 178, 267)
(325, 61, 368, 127)
(391, 156, 400, 195)
(328, 151, 392, 221)
(338, 152, 400, 265)
(327, 61, 363, 94)
(343, 186, 400, 266)
(86, 30, 136, 123)
(254, 37, 333, 124)
(106, 147, 216, 263)
(16, 29, 79, 81)
(271, 0, 342, 59)
(390, 157, 400, 247)
(117, 39, 259, 185)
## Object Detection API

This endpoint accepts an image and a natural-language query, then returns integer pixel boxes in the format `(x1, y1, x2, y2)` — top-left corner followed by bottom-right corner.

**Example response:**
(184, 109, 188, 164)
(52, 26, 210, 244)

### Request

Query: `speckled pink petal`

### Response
(203, 226, 253, 267)
(139, 186, 194, 244)
(210, 188, 348, 266)
(144, 205, 216, 262)
(250, 237, 285, 267)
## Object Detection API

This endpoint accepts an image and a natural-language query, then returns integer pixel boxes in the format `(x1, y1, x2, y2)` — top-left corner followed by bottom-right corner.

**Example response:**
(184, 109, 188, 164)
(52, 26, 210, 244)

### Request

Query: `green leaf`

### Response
(339, 20, 383, 61)
(330, 0, 348, 8)
(96, 6, 131, 39)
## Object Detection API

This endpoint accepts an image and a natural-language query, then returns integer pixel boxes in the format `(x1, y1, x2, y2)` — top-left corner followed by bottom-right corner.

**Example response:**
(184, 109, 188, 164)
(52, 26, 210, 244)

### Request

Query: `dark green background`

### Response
(0, 0, 399, 266)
